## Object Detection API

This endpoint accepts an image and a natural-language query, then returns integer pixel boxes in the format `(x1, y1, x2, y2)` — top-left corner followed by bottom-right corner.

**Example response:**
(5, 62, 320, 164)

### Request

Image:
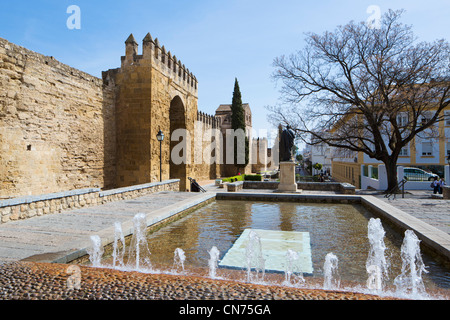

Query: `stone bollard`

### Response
(443, 186, 450, 200)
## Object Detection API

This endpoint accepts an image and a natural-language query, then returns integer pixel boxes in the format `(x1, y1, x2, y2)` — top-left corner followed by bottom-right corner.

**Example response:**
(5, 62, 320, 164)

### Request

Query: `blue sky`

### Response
(1, 0, 449, 147)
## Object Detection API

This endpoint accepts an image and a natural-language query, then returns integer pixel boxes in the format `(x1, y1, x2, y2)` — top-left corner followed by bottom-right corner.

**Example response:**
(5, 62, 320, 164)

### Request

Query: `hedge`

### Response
(221, 175, 244, 183)
(244, 174, 262, 181)
(221, 174, 262, 183)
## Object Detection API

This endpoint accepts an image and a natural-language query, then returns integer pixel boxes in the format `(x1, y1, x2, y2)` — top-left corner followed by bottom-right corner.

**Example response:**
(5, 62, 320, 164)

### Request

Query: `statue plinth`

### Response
(277, 162, 300, 193)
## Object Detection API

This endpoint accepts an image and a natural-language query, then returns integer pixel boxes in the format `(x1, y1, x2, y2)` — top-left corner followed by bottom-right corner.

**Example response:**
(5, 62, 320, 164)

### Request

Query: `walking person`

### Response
(438, 178, 446, 194)
(432, 177, 440, 194)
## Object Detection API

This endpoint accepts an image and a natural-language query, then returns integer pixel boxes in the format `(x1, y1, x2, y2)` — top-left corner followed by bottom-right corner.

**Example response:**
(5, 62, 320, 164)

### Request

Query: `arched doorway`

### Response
(169, 96, 188, 191)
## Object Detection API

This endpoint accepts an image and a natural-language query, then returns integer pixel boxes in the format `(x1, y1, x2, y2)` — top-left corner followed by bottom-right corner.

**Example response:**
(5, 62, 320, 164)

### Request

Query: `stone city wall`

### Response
(0, 34, 226, 199)
(192, 112, 222, 181)
(0, 37, 116, 199)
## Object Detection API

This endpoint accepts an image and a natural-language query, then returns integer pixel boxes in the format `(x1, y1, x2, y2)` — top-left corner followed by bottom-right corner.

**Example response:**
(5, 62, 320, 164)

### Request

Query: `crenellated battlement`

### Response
(197, 111, 221, 129)
(253, 137, 268, 142)
(121, 33, 198, 95)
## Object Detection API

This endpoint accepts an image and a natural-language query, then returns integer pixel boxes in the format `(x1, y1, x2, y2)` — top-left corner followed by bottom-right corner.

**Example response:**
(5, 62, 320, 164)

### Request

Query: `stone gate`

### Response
(104, 33, 202, 192)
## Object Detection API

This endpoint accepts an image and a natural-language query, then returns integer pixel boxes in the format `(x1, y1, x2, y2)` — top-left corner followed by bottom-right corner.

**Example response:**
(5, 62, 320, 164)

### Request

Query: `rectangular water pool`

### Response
(107, 200, 450, 293)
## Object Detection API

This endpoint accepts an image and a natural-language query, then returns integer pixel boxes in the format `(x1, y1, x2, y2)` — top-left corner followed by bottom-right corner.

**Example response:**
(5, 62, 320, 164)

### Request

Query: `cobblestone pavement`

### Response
(0, 262, 398, 301)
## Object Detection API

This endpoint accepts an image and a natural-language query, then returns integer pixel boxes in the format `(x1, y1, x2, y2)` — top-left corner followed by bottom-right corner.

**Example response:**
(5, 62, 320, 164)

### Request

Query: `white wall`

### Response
(361, 164, 387, 190)
(361, 165, 450, 191)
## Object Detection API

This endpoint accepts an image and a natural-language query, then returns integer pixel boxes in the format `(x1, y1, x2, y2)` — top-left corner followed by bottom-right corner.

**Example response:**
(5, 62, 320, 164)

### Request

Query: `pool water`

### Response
(135, 200, 450, 292)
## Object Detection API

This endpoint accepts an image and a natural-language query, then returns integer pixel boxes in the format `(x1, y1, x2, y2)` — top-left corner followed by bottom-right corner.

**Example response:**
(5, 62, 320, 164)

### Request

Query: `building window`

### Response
(445, 111, 450, 126)
(397, 114, 408, 127)
(446, 142, 450, 157)
(421, 141, 433, 156)
(419, 112, 433, 127)
(421, 117, 428, 127)
(399, 146, 409, 156)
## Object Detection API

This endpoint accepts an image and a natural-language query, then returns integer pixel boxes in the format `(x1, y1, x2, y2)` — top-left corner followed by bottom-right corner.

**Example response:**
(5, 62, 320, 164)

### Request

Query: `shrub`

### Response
(244, 174, 262, 181)
(221, 175, 245, 183)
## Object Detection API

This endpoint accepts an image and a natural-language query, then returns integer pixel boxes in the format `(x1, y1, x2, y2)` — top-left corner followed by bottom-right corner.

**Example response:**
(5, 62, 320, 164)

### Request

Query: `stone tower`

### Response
(215, 103, 253, 176)
(103, 33, 199, 191)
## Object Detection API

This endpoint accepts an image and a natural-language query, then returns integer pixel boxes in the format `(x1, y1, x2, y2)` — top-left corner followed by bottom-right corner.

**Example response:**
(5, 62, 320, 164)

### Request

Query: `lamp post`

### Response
(157, 130, 164, 182)
(446, 154, 450, 183)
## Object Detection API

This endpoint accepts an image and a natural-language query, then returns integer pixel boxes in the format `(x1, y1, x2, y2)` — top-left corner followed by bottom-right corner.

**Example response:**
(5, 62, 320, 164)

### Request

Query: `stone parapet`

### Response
(119, 33, 198, 96)
(0, 37, 103, 87)
(0, 180, 179, 224)
(242, 181, 356, 194)
(98, 180, 180, 203)
(227, 181, 244, 192)
(197, 111, 221, 129)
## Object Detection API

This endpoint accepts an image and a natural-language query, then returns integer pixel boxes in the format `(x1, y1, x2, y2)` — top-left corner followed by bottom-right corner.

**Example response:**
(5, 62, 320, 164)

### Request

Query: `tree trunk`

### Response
(385, 158, 399, 193)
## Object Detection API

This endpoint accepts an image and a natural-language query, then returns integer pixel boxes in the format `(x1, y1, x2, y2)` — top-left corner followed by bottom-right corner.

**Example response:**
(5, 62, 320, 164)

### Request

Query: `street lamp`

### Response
(156, 130, 164, 182)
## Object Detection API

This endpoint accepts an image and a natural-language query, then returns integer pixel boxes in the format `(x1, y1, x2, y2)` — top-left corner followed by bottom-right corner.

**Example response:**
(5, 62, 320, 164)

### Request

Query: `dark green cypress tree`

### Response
(231, 78, 249, 172)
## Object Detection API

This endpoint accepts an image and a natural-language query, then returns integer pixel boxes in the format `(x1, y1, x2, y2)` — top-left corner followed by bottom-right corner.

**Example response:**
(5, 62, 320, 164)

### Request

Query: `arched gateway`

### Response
(169, 95, 188, 191)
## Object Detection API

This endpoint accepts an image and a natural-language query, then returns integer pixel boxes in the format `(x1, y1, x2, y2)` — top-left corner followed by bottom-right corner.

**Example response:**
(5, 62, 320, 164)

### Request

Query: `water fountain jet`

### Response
(283, 249, 305, 287)
(112, 222, 126, 269)
(173, 248, 186, 273)
(366, 218, 389, 291)
(127, 213, 152, 272)
(245, 230, 265, 283)
(323, 253, 340, 290)
(394, 230, 428, 298)
(87, 235, 104, 268)
(208, 246, 220, 279)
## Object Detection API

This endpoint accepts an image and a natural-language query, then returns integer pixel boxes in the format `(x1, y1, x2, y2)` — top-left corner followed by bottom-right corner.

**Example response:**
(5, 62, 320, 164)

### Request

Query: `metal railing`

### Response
(384, 179, 407, 200)
(188, 177, 206, 193)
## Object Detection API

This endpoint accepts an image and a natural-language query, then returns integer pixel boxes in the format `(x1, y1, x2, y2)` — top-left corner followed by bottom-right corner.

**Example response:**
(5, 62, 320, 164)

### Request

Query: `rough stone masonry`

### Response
(0, 33, 223, 199)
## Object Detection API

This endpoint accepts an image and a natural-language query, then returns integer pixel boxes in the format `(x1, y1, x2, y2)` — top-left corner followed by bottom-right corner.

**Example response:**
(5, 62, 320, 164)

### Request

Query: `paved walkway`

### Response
(0, 190, 215, 264)
(357, 189, 450, 235)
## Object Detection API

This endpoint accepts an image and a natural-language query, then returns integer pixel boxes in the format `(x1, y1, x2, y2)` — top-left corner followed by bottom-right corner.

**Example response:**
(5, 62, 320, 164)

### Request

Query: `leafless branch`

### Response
(266, 9, 450, 190)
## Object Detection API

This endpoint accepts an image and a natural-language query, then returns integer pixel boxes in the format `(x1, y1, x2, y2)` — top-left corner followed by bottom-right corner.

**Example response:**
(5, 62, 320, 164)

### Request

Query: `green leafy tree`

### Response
(313, 163, 323, 171)
(231, 78, 249, 173)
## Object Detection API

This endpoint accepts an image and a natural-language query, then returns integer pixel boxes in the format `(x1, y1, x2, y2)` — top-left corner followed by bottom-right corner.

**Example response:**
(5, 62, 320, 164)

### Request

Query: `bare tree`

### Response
(267, 9, 450, 192)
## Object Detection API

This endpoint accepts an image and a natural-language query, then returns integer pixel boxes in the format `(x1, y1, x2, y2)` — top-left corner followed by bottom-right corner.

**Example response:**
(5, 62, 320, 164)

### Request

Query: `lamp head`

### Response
(157, 130, 164, 142)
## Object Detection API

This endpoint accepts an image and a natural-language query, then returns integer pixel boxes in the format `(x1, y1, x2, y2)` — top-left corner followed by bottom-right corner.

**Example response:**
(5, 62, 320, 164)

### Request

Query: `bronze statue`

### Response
(280, 126, 295, 162)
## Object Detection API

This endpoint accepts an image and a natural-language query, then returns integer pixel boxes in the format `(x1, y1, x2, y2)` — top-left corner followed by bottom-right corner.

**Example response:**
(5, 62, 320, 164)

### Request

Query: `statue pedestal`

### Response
(277, 162, 299, 193)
